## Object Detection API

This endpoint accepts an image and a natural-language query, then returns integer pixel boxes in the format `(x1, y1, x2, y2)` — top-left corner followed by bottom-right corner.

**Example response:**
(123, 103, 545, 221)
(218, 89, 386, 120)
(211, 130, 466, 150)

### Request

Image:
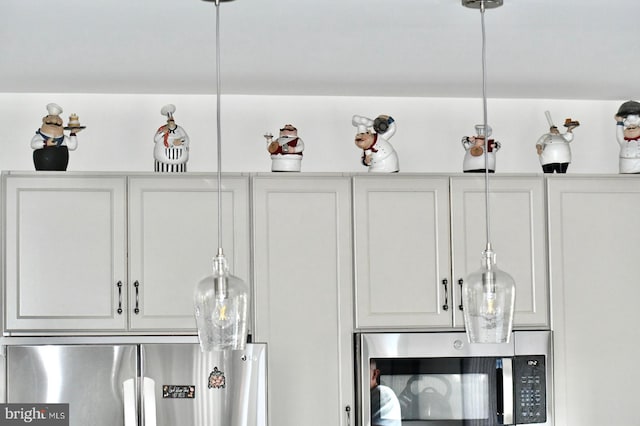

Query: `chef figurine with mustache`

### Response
(614, 100, 640, 174)
(31, 103, 80, 171)
(264, 124, 304, 172)
(461, 124, 500, 173)
(352, 114, 399, 173)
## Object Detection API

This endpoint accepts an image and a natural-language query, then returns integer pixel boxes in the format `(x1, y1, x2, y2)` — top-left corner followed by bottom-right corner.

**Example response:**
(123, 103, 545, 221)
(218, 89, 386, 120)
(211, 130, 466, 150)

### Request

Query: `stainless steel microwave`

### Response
(355, 331, 552, 426)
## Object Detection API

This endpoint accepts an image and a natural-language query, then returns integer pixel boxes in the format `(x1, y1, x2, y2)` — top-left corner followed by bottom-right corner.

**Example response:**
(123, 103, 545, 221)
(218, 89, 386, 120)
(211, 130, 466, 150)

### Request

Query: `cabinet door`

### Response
(548, 176, 640, 426)
(450, 175, 548, 328)
(4, 174, 127, 331)
(353, 175, 451, 328)
(253, 176, 353, 426)
(128, 175, 250, 331)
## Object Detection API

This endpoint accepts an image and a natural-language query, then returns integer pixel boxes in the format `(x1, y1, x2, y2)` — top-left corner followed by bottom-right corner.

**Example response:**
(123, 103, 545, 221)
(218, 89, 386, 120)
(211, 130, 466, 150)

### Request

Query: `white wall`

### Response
(0, 93, 625, 174)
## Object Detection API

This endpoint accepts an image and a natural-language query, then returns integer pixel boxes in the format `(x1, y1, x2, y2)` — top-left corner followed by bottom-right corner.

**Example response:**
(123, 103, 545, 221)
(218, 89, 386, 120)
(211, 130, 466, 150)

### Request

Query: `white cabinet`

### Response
(3, 173, 127, 331)
(354, 174, 548, 329)
(353, 175, 452, 328)
(127, 175, 250, 331)
(450, 175, 548, 328)
(548, 176, 640, 426)
(252, 175, 354, 426)
(3, 172, 249, 334)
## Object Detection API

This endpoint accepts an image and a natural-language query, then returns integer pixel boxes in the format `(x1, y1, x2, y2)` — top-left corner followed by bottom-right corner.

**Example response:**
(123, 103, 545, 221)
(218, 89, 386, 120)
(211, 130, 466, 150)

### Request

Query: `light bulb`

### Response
(194, 253, 248, 351)
(462, 247, 515, 343)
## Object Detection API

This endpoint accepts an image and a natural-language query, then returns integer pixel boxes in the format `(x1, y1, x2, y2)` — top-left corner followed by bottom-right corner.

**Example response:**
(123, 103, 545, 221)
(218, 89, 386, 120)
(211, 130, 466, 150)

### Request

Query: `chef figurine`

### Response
(614, 100, 640, 174)
(31, 103, 81, 171)
(461, 125, 500, 173)
(352, 114, 399, 173)
(153, 104, 190, 172)
(535, 111, 580, 173)
(264, 124, 304, 172)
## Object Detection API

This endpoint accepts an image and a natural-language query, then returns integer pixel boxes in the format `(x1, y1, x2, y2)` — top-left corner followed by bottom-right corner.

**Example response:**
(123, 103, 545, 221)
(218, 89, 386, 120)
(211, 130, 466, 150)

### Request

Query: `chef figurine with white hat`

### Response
(461, 124, 501, 173)
(352, 114, 399, 173)
(31, 103, 81, 171)
(264, 124, 304, 172)
(614, 100, 640, 174)
(535, 111, 580, 173)
(153, 104, 190, 172)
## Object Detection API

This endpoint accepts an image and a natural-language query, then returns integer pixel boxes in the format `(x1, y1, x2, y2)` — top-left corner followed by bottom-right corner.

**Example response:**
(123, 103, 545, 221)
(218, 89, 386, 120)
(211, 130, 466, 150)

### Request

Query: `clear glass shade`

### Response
(462, 247, 515, 343)
(194, 252, 248, 352)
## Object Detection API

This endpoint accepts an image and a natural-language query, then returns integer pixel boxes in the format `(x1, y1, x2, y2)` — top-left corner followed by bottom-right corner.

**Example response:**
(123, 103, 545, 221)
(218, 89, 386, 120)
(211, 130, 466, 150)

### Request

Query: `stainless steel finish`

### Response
(462, 0, 504, 9)
(141, 343, 267, 426)
(357, 331, 552, 426)
(502, 357, 514, 425)
(3, 340, 267, 426)
(6, 345, 138, 426)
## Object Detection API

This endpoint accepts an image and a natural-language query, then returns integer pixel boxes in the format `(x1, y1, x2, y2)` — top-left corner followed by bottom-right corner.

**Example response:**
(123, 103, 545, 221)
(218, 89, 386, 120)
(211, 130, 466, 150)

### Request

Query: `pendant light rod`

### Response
(480, 0, 491, 250)
(215, 0, 223, 253)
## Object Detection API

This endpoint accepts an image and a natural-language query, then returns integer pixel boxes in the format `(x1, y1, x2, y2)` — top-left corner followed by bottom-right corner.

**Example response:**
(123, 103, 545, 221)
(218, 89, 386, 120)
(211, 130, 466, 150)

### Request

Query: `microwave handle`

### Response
(500, 358, 514, 425)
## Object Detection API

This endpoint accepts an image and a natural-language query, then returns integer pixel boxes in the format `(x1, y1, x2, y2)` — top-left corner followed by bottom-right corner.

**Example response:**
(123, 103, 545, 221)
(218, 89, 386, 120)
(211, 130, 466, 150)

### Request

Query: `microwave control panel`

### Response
(513, 355, 547, 424)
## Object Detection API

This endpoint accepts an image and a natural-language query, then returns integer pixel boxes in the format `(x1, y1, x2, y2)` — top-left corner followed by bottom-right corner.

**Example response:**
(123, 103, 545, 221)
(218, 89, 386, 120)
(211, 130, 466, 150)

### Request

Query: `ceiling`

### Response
(1, 0, 636, 100)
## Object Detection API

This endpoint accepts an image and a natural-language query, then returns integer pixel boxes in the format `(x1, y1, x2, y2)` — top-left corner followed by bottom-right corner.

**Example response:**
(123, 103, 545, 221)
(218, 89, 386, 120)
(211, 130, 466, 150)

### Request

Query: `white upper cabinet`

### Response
(450, 175, 548, 328)
(252, 175, 354, 426)
(548, 176, 640, 426)
(353, 175, 452, 328)
(354, 174, 548, 330)
(3, 173, 128, 331)
(127, 175, 250, 331)
(2, 172, 249, 334)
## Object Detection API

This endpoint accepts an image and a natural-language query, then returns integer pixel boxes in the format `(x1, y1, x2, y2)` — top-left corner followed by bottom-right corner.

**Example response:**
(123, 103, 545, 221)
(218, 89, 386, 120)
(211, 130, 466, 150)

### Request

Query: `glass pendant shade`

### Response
(462, 246, 515, 343)
(194, 252, 248, 351)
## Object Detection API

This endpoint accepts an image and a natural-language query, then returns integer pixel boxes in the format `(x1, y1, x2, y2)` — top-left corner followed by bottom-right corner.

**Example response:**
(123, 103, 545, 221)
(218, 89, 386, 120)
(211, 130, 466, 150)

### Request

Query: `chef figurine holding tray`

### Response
(31, 103, 83, 171)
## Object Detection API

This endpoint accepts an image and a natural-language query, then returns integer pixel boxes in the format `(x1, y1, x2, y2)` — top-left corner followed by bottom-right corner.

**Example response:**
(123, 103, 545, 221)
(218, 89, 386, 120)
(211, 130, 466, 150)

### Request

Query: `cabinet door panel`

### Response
(128, 176, 249, 331)
(253, 176, 353, 426)
(548, 177, 640, 426)
(354, 176, 451, 328)
(4, 175, 127, 331)
(450, 176, 548, 328)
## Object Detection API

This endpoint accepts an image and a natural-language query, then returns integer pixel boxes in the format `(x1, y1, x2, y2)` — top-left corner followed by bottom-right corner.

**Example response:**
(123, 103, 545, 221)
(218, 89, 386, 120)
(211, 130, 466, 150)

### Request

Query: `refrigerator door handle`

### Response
(142, 377, 157, 426)
(123, 378, 136, 426)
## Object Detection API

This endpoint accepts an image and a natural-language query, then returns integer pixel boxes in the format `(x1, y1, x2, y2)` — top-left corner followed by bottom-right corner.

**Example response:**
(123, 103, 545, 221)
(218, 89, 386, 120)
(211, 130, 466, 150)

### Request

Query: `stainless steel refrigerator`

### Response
(1, 337, 267, 426)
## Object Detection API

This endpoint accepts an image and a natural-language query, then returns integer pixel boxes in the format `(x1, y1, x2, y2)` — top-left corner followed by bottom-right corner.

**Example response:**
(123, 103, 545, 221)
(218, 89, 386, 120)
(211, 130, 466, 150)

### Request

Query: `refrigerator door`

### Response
(141, 343, 267, 426)
(6, 345, 138, 426)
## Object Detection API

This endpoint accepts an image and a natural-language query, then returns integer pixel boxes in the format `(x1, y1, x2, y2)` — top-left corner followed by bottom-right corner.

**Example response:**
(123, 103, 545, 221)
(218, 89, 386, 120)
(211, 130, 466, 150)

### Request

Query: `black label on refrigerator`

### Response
(162, 385, 195, 399)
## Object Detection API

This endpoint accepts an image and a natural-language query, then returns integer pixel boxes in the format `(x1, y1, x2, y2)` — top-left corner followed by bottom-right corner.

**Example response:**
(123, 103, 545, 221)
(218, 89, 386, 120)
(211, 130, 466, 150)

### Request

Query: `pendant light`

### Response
(194, 0, 249, 352)
(461, 0, 515, 344)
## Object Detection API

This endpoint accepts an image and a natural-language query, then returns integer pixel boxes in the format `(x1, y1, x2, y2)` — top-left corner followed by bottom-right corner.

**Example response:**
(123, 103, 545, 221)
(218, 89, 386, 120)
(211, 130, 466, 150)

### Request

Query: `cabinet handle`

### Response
(442, 278, 449, 311)
(345, 405, 351, 426)
(116, 281, 123, 315)
(134, 281, 140, 314)
(458, 278, 464, 311)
